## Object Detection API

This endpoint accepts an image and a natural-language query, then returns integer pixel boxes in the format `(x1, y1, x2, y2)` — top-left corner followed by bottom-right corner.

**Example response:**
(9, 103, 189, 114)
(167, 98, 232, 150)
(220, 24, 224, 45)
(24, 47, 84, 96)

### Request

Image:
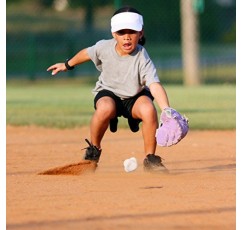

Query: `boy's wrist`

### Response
(65, 59, 75, 70)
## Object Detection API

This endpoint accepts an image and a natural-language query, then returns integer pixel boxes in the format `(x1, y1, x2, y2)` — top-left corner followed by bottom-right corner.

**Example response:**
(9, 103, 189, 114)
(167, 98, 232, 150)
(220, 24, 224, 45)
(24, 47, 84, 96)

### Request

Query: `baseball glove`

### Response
(155, 107, 189, 147)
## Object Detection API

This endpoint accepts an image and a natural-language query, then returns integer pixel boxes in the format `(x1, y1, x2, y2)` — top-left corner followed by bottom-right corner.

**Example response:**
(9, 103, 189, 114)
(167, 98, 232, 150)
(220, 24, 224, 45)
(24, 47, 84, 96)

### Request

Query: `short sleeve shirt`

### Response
(87, 38, 160, 99)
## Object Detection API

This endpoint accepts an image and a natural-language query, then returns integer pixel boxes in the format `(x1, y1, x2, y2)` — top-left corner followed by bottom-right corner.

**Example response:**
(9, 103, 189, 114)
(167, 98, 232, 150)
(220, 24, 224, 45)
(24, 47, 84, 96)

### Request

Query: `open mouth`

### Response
(123, 43, 132, 50)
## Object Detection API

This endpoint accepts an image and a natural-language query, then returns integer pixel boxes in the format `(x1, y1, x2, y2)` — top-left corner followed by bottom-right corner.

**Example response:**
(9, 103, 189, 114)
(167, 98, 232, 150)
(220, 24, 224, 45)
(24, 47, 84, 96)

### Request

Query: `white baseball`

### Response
(123, 157, 138, 172)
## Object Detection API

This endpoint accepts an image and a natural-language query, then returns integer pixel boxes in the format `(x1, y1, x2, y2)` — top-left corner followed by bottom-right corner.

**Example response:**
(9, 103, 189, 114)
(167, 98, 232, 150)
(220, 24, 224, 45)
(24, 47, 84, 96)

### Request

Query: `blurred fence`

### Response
(6, 0, 236, 84)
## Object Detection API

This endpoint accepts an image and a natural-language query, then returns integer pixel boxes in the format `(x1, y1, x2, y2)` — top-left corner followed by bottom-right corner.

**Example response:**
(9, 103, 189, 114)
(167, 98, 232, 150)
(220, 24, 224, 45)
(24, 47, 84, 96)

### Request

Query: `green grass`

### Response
(6, 79, 236, 130)
(156, 64, 236, 85)
(162, 84, 236, 130)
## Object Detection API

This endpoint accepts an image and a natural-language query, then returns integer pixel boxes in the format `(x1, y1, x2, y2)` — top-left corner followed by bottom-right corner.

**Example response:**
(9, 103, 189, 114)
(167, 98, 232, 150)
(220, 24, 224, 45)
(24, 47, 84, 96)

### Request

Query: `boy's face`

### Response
(112, 29, 144, 56)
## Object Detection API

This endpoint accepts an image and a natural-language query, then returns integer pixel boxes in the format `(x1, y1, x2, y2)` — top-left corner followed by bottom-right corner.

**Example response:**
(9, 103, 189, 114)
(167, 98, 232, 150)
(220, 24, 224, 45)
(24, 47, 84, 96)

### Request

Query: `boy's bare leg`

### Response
(132, 96, 168, 172)
(131, 96, 158, 155)
(90, 97, 116, 148)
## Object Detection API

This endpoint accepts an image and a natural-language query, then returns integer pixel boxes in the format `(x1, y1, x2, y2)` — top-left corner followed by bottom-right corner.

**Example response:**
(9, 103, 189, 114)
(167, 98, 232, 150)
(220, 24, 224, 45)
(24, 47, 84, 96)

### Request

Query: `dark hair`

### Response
(113, 6, 146, 46)
(113, 6, 142, 16)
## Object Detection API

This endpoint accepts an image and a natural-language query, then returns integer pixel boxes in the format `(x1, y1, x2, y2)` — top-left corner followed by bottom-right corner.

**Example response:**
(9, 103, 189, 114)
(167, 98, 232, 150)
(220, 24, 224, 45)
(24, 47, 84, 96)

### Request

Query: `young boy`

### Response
(47, 6, 170, 172)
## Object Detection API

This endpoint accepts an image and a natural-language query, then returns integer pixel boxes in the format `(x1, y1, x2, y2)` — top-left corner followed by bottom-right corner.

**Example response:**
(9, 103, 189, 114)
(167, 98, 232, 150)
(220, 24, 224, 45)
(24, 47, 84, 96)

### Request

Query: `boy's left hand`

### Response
(156, 108, 189, 147)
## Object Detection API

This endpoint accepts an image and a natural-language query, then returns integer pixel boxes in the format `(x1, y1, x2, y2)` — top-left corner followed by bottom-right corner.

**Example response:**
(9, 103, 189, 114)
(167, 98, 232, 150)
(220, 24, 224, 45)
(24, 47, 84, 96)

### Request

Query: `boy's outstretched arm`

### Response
(150, 82, 189, 147)
(47, 48, 91, 75)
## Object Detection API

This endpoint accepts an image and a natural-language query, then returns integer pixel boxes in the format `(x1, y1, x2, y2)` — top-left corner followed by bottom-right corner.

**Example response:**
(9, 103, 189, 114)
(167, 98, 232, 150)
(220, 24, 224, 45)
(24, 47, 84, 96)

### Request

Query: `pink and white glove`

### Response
(156, 108, 189, 147)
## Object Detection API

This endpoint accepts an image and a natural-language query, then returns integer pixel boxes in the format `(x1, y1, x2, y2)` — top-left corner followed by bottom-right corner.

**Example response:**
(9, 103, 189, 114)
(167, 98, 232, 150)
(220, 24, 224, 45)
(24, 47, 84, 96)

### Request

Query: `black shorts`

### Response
(94, 88, 154, 120)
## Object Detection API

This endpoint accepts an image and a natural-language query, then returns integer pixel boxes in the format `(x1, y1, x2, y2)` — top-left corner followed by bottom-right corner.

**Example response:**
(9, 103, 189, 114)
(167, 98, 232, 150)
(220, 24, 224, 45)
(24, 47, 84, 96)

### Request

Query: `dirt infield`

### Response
(6, 126, 236, 230)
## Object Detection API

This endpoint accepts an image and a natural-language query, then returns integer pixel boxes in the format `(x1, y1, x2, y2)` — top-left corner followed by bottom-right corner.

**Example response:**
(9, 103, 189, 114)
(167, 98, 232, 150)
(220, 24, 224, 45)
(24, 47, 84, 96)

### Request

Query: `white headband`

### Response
(111, 12, 143, 33)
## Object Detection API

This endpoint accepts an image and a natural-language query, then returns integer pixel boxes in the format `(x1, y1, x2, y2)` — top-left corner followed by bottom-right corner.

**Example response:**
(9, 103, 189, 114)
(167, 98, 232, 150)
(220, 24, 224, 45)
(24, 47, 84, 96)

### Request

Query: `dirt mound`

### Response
(38, 160, 97, 175)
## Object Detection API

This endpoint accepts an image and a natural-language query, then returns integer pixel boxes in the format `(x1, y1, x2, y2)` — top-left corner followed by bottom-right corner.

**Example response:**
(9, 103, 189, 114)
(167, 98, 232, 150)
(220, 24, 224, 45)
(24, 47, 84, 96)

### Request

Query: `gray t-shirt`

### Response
(87, 38, 160, 99)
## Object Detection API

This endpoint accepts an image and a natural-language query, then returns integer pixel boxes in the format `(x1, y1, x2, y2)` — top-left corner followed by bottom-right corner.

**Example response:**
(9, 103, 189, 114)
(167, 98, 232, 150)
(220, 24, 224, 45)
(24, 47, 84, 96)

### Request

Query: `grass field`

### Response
(6, 79, 236, 130)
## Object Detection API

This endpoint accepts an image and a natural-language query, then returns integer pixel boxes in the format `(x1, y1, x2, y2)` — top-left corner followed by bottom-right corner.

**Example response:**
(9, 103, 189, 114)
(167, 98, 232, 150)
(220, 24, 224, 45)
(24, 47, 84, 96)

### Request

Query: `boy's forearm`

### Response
(68, 48, 91, 67)
(149, 82, 170, 111)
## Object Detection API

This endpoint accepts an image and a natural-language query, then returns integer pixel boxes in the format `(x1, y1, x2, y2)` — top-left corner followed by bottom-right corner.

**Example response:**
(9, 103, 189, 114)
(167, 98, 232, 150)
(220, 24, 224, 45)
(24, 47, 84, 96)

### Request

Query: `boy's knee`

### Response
(141, 106, 157, 123)
(141, 104, 156, 116)
(96, 103, 116, 119)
